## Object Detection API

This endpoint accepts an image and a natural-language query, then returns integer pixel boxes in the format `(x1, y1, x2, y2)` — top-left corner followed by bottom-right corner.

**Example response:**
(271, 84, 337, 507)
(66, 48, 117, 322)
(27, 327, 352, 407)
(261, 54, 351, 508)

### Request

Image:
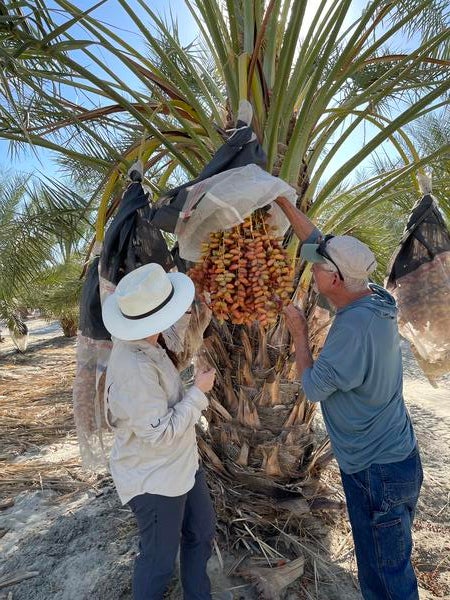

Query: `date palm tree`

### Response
(1, 0, 449, 577)
(0, 173, 93, 340)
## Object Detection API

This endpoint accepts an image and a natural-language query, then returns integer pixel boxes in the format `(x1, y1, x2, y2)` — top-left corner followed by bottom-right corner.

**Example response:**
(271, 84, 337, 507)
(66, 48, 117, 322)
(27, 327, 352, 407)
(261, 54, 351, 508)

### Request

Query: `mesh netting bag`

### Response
(151, 121, 267, 234)
(386, 187, 450, 385)
(175, 164, 298, 262)
(73, 333, 113, 469)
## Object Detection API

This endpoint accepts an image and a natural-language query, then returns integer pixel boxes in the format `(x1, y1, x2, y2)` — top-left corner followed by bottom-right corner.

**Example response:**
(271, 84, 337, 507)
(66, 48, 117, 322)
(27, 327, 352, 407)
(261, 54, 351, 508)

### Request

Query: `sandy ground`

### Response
(0, 319, 449, 599)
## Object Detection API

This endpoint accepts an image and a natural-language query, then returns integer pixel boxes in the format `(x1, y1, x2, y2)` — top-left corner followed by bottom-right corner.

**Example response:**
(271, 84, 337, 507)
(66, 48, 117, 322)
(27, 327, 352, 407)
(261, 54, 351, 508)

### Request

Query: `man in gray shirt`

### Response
(276, 196, 422, 600)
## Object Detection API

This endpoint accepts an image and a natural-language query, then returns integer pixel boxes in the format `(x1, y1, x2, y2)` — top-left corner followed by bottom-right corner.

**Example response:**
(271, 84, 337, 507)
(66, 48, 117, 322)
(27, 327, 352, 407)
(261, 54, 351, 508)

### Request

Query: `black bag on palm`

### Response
(80, 182, 174, 340)
(386, 194, 450, 384)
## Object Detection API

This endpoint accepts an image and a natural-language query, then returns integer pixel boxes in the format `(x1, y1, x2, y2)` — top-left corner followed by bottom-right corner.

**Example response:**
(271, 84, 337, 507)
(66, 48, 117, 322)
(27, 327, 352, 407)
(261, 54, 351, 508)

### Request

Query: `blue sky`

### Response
(0, 0, 199, 175)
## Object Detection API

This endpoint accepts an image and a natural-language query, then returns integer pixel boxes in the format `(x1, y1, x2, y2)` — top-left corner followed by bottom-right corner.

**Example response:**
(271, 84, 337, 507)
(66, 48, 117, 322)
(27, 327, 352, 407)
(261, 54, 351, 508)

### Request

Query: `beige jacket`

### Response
(105, 338, 208, 504)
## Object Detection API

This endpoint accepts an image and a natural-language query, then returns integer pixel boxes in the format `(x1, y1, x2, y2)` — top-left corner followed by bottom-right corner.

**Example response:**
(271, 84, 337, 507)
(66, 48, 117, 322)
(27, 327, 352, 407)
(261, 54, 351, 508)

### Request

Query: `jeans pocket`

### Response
(384, 479, 420, 506)
(373, 517, 407, 567)
(379, 452, 422, 506)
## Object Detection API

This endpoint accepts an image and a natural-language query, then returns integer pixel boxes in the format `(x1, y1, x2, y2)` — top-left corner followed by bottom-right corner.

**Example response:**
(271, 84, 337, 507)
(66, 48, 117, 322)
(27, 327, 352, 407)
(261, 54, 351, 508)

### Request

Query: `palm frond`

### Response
(387, 0, 450, 60)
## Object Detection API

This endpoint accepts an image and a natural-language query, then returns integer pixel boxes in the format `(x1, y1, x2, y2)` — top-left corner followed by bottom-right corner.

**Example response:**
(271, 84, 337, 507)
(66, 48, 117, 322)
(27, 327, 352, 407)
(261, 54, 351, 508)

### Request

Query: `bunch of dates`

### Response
(189, 210, 294, 327)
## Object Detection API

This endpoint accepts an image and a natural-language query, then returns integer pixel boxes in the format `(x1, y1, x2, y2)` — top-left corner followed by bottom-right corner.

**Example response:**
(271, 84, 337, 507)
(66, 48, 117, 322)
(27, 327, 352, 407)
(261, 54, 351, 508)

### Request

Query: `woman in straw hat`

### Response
(102, 263, 216, 600)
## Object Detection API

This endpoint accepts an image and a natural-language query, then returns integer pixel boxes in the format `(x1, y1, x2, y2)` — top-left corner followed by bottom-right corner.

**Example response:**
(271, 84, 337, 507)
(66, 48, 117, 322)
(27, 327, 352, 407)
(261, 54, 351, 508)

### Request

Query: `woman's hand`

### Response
(195, 368, 216, 393)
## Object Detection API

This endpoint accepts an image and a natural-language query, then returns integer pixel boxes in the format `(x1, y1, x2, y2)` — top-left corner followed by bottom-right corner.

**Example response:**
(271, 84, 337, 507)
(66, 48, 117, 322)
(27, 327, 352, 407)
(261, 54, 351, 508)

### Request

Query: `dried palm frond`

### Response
(239, 556, 305, 600)
(0, 335, 106, 502)
(0, 339, 76, 459)
(197, 303, 342, 569)
(0, 460, 98, 499)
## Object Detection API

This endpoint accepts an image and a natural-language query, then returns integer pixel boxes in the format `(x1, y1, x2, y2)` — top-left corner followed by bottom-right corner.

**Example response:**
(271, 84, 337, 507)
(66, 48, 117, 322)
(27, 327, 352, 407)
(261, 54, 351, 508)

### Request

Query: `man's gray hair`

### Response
(343, 276, 369, 293)
(324, 260, 368, 292)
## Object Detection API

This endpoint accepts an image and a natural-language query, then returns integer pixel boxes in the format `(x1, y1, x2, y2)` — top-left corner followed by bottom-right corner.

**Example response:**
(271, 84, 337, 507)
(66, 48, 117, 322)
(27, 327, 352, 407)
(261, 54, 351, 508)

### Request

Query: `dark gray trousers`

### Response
(128, 469, 216, 600)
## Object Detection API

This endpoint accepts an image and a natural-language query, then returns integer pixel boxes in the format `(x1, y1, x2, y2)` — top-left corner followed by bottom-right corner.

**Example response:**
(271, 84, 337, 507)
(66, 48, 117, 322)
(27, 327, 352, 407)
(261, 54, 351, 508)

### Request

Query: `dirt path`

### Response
(403, 380, 450, 598)
(0, 320, 449, 599)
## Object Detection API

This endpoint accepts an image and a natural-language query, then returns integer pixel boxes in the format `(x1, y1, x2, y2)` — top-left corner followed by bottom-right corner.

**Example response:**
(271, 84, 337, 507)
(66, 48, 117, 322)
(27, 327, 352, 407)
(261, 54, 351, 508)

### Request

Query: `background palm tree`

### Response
(0, 173, 93, 340)
(1, 0, 449, 572)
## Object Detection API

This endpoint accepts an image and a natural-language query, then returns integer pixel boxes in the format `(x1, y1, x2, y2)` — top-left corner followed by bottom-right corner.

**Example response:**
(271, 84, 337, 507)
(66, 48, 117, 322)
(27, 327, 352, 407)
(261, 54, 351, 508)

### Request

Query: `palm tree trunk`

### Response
(198, 297, 335, 556)
(60, 315, 78, 337)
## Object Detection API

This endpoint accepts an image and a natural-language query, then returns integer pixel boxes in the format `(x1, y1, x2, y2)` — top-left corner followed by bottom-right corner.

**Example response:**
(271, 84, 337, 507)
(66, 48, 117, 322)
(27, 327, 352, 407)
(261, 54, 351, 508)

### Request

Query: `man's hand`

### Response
(283, 305, 313, 376)
(283, 305, 308, 341)
(194, 368, 216, 393)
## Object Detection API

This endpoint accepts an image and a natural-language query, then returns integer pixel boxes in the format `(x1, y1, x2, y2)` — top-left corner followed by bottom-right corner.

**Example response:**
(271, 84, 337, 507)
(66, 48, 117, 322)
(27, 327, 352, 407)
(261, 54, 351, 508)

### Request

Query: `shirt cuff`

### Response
(303, 227, 323, 245)
(184, 386, 209, 412)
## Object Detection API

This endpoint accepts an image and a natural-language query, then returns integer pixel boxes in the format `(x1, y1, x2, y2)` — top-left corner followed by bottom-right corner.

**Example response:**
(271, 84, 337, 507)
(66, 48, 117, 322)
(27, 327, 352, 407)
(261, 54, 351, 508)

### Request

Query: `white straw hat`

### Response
(102, 263, 195, 341)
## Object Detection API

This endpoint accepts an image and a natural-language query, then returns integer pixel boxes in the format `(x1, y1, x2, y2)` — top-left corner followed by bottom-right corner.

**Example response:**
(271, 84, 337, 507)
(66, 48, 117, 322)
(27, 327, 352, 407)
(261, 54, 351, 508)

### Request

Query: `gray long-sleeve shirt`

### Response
(302, 229, 416, 473)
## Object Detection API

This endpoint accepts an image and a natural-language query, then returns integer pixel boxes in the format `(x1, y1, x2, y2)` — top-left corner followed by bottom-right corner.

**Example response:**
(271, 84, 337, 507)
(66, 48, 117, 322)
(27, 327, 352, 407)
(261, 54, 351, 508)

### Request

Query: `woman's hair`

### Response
(157, 334, 179, 369)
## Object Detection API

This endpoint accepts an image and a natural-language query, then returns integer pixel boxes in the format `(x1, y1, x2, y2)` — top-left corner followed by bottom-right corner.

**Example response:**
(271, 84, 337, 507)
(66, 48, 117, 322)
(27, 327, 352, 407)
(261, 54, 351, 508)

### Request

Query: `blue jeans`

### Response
(340, 447, 423, 600)
(128, 469, 216, 600)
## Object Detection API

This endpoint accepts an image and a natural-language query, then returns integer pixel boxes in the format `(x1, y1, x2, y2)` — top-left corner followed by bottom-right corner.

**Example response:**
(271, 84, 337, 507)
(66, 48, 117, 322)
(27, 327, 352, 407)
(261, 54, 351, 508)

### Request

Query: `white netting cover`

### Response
(391, 251, 450, 383)
(386, 189, 450, 385)
(175, 164, 298, 262)
(72, 333, 113, 470)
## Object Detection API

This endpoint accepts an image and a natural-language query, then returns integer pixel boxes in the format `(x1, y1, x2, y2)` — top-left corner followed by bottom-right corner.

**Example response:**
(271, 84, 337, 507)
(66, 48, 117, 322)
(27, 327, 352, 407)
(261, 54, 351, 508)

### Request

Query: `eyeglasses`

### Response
(316, 235, 344, 281)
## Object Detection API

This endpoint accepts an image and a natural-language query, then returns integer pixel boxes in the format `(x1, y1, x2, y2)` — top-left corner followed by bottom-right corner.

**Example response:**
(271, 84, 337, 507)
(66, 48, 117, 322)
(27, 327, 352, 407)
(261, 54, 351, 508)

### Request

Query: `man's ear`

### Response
(331, 272, 341, 287)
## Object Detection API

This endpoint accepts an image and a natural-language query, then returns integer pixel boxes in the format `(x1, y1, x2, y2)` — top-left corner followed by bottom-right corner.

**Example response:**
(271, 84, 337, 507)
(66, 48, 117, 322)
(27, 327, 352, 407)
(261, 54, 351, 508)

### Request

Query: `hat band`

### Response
(120, 285, 175, 320)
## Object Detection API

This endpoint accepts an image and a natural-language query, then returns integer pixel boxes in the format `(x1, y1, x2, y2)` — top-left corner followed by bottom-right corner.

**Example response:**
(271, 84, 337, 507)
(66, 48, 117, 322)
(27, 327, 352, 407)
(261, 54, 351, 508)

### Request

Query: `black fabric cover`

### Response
(387, 194, 450, 285)
(79, 257, 110, 340)
(79, 182, 174, 340)
(151, 125, 267, 233)
(100, 182, 173, 284)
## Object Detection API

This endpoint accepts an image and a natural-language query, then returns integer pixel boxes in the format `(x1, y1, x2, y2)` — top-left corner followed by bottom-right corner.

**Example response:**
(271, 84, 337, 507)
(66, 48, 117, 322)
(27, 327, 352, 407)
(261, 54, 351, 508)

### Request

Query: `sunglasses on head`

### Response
(316, 235, 344, 281)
